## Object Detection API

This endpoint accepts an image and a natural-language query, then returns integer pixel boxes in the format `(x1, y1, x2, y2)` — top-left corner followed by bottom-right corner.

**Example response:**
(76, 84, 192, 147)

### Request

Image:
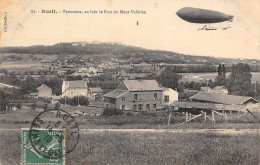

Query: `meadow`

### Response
(180, 72, 260, 82)
(0, 107, 259, 129)
(0, 130, 258, 165)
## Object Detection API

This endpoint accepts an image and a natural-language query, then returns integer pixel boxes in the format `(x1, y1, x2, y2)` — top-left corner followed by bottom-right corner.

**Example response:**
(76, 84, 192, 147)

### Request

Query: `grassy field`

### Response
(180, 72, 260, 82)
(0, 130, 258, 165)
(0, 107, 259, 129)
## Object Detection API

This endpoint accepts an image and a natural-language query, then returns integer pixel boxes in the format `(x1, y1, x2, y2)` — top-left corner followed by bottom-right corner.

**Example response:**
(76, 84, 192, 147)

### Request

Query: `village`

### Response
(0, 42, 260, 165)
(0, 42, 260, 125)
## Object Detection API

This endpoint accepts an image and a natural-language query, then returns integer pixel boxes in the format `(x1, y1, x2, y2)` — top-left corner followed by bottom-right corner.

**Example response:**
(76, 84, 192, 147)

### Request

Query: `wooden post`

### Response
(185, 112, 188, 122)
(223, 111, 228, 122)
(189, 113, 192, 123)
(204, 112, 207, 123)
(212, 111, 215, 123)
(168, 111, 171, 126)
(180, 114, 203, 124)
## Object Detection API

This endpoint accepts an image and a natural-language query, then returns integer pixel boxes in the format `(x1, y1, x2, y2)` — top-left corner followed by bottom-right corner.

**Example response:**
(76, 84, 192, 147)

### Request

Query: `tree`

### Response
(215, 64, 228, 87)
(45, 77, 63, 96)
(156, 67, 181, 90)
(227, 63, 254, 96)
(215, 75, 227, 86)
(0, 91, 8, 112)
(21, 76, 39, 94)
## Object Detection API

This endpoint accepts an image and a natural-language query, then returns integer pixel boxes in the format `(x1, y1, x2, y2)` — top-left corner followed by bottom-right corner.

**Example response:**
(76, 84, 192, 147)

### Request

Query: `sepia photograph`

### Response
(0, 0, 259, 164)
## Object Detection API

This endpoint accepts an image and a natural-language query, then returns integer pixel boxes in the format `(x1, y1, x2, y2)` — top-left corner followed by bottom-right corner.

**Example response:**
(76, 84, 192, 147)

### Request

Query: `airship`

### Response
(176, 7, 234, 30)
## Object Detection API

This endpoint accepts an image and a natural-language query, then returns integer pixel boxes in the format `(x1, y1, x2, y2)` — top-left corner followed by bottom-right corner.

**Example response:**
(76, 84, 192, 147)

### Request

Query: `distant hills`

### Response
(1, 42, 259, 65)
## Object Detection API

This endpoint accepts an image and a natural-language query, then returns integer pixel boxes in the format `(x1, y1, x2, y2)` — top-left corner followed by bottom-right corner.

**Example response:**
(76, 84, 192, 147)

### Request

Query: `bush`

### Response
(102, 108, 124, 116)
(31, 102, 36, 110)
(55, 102, 61, 110)
(59, 96, 89, 106)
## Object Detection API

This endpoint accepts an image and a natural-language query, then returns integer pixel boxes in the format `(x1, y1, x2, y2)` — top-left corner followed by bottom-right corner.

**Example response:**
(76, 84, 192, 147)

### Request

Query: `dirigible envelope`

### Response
(176, 7, 234, 24)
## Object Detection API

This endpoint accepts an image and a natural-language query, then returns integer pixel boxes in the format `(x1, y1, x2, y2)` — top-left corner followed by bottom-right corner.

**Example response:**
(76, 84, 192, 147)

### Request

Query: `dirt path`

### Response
(1, 128, 258, 135)
(81, 129, 259, 135)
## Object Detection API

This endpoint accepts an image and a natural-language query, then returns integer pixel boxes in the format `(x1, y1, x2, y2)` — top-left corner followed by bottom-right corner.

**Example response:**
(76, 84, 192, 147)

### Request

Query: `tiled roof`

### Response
(89, 87, 103, 93)
(213, 86, 228, 90)
(123, 80, 162, 91)
(64, 81, 88, 89)
(190, 92, 258, 105)
(37, 84, 51, 91)
(103, 90, 128, 98)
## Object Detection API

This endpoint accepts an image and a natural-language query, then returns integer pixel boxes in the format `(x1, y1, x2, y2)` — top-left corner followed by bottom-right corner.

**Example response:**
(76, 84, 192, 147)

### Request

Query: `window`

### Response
(122, 105, 125, 110)
(164, 96, 169, 102)
(138, 104, 143, 111)
(134, 94, 138, 100)
(154, 93, 157, 100)
(146, 104, 150, 110)
(153, 104, 157, 110)
(122, 97, 125, 101)
(133, 104, 137, 110)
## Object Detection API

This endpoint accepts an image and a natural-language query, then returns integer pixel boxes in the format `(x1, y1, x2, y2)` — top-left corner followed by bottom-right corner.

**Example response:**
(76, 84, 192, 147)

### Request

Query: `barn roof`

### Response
(171, 101, 246, 112)
(190, 92, 258, 105)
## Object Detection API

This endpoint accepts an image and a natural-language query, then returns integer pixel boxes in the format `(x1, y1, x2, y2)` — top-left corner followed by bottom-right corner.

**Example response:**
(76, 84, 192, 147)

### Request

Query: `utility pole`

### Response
(65, 74, 67, 106)
(78, 95, 79, 106)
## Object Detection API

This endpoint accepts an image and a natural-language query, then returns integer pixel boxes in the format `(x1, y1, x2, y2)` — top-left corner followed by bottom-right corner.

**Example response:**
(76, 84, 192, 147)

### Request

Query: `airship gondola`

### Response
(176, 7, 234, 30)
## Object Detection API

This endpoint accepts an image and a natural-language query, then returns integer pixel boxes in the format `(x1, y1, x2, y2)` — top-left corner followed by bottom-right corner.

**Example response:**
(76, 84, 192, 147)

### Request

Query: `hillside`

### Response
(1, 42, 259, 65)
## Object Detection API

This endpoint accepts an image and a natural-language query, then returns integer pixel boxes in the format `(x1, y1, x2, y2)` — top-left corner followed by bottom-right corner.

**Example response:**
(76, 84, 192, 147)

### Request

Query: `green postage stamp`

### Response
(21, 129, 65, 164)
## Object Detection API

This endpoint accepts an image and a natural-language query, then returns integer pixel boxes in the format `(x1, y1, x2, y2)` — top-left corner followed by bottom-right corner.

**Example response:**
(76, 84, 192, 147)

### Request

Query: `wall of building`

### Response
(114, 90, 163, 110)
(63, 89, 88, 98)
(162, 88, 178, 106)
(38, 88, 52, 98)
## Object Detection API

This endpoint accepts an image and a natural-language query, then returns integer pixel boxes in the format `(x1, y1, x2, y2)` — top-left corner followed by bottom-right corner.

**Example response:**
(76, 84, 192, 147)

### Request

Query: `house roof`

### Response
(103, 90, 128, 98)
(213, 86, 228, 90)
(123, 80, 162, 91)
(190, 92, 258, 105)
(89, 87, 103, 93)
(37, 84, 52, 91)
(201, 87, 212, 92)
(0, 82, 20, 89)
(64, 80, 88, 89)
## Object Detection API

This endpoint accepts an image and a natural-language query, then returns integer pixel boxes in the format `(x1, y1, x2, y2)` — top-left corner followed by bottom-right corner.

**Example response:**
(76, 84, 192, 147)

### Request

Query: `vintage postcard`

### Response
(0, 0, 259, 164)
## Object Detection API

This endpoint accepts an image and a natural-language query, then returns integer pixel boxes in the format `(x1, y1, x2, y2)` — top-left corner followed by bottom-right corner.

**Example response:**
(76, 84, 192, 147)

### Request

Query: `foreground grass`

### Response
(0, 109, 259, 129)
(0, 130, 259, 165)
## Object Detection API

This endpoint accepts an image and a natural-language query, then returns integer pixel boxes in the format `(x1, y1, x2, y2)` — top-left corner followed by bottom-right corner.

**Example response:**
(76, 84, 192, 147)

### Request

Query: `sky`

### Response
(0, 0, 260, 59)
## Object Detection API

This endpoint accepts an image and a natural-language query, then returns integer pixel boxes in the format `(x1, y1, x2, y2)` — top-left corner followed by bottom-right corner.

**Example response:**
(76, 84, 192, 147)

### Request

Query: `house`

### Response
(36, 84, 52, 98)
(0, 82, 20, 89)
(190, 92, 259, 105)
(212, 86, 228, 95)
(88, 87, 103, 101)
(96, 68, 104, 76)
(200, 87, 212, 92)
(162, 87, 178, 106)
(103, 80, 163, 110)
(71, 67, 98, 78)
(62, 80, 88, 98)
